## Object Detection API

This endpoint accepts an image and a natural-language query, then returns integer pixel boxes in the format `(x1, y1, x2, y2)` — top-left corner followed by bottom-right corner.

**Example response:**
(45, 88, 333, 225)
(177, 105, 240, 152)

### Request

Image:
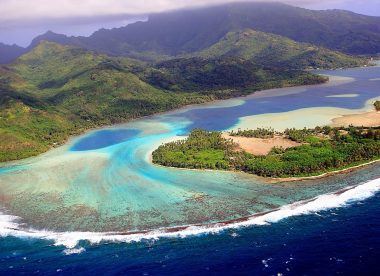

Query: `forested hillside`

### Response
(197, 30, 367, 69)
(0, 42, 206, 161)
(0, 41, 329, 162)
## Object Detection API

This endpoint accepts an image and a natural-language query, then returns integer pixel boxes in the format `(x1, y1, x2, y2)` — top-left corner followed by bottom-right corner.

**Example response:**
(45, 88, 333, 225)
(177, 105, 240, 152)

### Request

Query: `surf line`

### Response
(0, 177, 379, 250)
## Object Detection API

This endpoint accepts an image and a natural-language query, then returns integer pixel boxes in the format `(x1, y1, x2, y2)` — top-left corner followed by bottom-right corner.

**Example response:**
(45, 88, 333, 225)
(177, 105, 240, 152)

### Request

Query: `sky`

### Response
(1, 0, 380, 47)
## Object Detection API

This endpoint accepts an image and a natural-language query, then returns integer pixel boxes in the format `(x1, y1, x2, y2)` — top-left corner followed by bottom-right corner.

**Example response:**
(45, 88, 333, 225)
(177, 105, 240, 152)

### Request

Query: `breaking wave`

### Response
(1, 178, 379, 252)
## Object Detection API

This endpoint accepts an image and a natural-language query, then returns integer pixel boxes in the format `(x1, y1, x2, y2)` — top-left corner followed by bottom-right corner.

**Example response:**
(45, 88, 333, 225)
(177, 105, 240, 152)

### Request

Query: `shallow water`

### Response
(0, 66, 380, 241)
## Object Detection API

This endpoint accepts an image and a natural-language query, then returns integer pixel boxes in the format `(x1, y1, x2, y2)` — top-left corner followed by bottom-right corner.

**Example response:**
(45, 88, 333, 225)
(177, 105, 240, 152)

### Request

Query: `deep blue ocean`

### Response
(1, 193, 379, 275)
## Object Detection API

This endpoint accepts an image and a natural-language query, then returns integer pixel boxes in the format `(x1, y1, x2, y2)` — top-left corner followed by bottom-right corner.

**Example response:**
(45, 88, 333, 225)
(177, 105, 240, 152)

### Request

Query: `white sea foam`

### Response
(63, 247, 86, 255)
(0, 178, 379, 250)
(326, 94, 359, 98)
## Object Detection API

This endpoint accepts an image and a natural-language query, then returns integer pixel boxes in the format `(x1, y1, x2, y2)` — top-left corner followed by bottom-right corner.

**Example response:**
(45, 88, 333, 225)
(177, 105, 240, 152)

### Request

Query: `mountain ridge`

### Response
(2, 2, 380, 64)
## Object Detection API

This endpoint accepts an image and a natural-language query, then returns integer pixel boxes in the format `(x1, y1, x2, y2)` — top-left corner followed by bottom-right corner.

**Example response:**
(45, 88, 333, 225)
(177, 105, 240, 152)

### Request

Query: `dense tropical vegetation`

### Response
(152, 129, 237, 170)
(229, 128, 275, 138)
(152, 127, 380, 178)
(375, 101, 380, 111)
(143, 57, 328, 93)
(197, 30, 368, 70)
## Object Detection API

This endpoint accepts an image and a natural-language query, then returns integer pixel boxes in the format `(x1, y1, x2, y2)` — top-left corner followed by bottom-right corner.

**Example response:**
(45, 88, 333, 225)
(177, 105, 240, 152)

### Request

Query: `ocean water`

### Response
(0, 66, 380, 274)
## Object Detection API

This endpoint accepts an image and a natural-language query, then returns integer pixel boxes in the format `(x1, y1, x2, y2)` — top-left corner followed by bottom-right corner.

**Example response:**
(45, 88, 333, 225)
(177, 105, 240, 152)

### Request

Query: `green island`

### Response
(152, 127, 380, 178)
(0, 30, 368, 162)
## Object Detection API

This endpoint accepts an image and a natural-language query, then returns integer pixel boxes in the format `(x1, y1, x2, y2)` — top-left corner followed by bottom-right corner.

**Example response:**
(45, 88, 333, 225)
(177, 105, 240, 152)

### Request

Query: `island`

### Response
(152, 126, 380, 178)
(0, 29, 369, 163)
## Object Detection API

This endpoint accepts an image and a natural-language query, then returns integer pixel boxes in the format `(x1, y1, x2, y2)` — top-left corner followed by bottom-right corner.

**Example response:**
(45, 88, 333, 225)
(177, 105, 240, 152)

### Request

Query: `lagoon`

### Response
(0, 65, 379, 239)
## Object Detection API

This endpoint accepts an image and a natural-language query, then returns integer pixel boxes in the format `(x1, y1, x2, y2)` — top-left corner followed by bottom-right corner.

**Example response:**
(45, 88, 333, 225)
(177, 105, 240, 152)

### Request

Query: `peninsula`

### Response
(152, 125, 380, 178)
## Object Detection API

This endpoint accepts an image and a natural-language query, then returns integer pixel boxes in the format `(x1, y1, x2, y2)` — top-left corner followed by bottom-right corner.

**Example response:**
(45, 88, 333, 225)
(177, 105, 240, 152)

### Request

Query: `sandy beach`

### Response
(223, 134, 301, 156)
(332, 110, 380, 127)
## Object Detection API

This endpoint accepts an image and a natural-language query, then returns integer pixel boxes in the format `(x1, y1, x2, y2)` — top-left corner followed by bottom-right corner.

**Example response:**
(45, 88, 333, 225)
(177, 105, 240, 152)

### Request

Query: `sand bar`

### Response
(332, 110, 380, 127)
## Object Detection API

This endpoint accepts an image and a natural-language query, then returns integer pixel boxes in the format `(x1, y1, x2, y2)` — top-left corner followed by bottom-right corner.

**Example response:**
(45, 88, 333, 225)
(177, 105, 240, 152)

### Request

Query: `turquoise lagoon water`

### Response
(0, 66, 380, 240)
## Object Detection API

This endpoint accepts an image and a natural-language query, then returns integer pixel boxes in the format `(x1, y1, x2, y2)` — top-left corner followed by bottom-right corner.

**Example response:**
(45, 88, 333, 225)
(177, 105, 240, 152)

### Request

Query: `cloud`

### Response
(0, 0, 345, 23)
(1, 0, 379, 47)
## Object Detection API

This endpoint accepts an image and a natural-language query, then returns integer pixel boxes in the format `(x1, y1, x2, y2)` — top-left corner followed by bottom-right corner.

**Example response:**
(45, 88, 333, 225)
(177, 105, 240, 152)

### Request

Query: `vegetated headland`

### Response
(152, 125, 380, 179)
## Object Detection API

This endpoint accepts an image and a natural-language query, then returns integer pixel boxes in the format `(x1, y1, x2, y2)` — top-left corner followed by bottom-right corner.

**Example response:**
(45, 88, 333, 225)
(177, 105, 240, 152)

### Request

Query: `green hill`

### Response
(139, 30, 366, 92)
(197, 29, 367, 69)
(141, 57, 326, 93)
(0, 42, 210, 162)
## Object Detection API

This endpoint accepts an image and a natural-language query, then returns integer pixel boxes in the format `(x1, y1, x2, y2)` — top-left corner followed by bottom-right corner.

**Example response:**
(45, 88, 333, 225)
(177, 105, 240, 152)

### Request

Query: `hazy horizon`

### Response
(1, 0, 380, 47)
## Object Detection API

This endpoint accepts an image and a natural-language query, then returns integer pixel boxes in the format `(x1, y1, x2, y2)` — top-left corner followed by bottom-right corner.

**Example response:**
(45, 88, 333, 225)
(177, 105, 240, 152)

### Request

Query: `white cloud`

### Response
(0, 0, 345, 22)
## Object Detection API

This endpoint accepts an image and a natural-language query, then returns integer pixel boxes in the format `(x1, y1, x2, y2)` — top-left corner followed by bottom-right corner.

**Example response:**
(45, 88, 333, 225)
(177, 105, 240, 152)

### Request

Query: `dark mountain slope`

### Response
(29, 2, 380, 58)
(141, 56, 326, 93)
(138, 29, 367, 92)
(0, 43, 27, 64)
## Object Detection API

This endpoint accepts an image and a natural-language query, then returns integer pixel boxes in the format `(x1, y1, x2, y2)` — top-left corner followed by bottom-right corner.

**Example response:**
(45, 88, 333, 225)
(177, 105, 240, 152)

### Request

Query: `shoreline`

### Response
(332, 109, 380, 127)
(151, 107, 380, 182)
(265, 159, 380, 183)
(151, 157, 380, 183)
(0, 76, 333, 167)
(0, 69, 377, 169)
(0, 60, 380, 166)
